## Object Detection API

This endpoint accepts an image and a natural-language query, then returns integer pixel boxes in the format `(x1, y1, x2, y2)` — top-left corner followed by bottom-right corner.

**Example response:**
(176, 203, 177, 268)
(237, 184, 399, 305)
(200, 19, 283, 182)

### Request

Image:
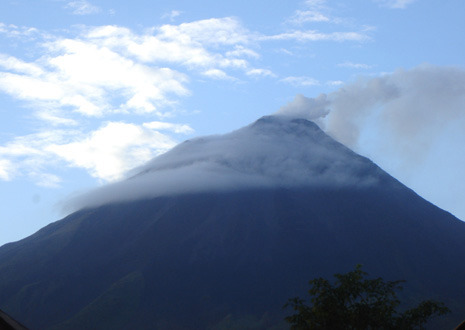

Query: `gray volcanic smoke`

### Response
(286, 64, 465, 220)
(325, 65, 465, 158)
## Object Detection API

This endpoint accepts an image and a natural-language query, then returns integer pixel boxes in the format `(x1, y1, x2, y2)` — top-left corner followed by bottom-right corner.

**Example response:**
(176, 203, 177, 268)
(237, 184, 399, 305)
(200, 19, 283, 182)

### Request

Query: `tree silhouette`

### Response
(284, 265, 449, 329)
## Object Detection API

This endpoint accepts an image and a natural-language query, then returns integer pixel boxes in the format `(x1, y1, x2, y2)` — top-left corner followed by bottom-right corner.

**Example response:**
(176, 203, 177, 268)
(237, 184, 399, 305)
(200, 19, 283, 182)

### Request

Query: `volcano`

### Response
(0, 116, 464, 329)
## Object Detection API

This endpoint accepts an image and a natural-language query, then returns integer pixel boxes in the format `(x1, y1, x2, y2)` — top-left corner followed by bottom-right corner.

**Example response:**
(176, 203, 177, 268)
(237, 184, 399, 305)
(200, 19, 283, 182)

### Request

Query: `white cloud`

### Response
(143, 121, 194, 134)
(33, 172, 62, 188)
(281, 76, 319, 86)
(276, 48, 294, 56)
(66, 0, 100, 15)
(0, 23, 39, 38)
(0, 38, 190, 118)
(287, 0, 347, 25)
(0, 18, 262, 124)
(305, 0, 327, 6)
(375, 0, 417, 9)
(202, 69, 235, 80)
(338, 61, 373, 69)
(0, 72, 64, 101)
(0, 131, 62, 158)
(289, 10, 331, 24)
(0, 159, 14, 180)
(0, 54, 44, 76)
(87, 18, 255, 71)
(226, 45, 260, 59)
(158, 17, 250, 46)
(0, 130, 68, 184)
(36, 110, 79, 126)
(48, 38, 190, 114)
(0, 121, 186, 183)
(162, 10, 182, 21)
(47, 122, 177, 181)
(246, 68, 275, 77)
(262, 30, 370, 42)
(326, 80, 344, 86)
(283, 0, 373, 43)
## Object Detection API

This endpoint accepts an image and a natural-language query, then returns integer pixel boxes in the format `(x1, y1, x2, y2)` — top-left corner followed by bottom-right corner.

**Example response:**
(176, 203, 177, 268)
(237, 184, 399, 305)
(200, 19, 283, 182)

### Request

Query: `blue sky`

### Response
(0, 0, 464, 245)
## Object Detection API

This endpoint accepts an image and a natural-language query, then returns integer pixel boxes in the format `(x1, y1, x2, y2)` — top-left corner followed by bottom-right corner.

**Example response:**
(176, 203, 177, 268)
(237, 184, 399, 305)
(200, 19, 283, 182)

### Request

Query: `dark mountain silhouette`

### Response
(0, 308, 28, 329)
(0, 116, 464, 329)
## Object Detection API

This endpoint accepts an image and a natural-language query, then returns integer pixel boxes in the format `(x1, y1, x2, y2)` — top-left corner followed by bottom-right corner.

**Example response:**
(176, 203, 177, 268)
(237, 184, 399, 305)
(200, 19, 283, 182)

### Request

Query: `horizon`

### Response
(0, 0, 464, 245)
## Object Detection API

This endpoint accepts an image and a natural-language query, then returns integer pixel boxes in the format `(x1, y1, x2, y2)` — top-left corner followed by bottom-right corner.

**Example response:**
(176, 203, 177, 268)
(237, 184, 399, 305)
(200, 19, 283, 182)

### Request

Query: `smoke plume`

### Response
(279, 64, 465, 220)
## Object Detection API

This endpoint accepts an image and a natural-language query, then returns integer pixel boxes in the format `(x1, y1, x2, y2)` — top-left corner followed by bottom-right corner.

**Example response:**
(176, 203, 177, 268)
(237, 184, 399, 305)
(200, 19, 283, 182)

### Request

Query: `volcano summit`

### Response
(69, 116, 383, 210)
(0, 115, 464, 329)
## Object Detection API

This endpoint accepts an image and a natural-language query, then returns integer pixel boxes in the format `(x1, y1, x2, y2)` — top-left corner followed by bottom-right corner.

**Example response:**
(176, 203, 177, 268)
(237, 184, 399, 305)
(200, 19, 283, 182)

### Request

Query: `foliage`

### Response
(284, 265, 449, 330)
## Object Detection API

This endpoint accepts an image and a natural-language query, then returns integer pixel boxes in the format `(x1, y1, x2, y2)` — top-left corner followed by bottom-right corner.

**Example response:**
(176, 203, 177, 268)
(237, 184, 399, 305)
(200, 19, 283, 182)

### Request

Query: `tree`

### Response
(284, 265, 449, 330)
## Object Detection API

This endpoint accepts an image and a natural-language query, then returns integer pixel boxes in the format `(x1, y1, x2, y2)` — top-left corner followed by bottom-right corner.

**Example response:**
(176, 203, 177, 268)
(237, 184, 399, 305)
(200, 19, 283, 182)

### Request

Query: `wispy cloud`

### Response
(288, 0, 331, 25)
(289, 9, 331, 24)
(287, 0, 350, 26)
(0, 130, 68, 186)
(226, 45, 260, 59)
(0, 23, 40, 38)
(66, 0, 100, 15)
(262, 30, 370, 42)
(374, 0, 417, 9)
(304, 0, 327, 6)
(0, 159, 13, 181)
(280, 0, 373, 51)
(338, 61, 373, 69)
(142, 121, 194, 134)
(246, 68, 276, 77)
(161, 10, 182, 21)
(326, 80, 344, 86)
(0, 54, 44, 75)
(47, 122, 177, 181)
(33, 173, 62, 188)
(0, 18, 261, 122)
(0, 122, 182, 184)
(85, 19, 254, 70)
(202, 69, 235, 80)
(281, 76, 320, 87)
(0, 45, 189, 117)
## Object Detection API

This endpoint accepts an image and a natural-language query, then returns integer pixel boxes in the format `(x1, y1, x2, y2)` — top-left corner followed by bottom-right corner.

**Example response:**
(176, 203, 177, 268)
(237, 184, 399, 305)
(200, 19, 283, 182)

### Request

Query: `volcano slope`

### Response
(0, 116, 464, 329)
